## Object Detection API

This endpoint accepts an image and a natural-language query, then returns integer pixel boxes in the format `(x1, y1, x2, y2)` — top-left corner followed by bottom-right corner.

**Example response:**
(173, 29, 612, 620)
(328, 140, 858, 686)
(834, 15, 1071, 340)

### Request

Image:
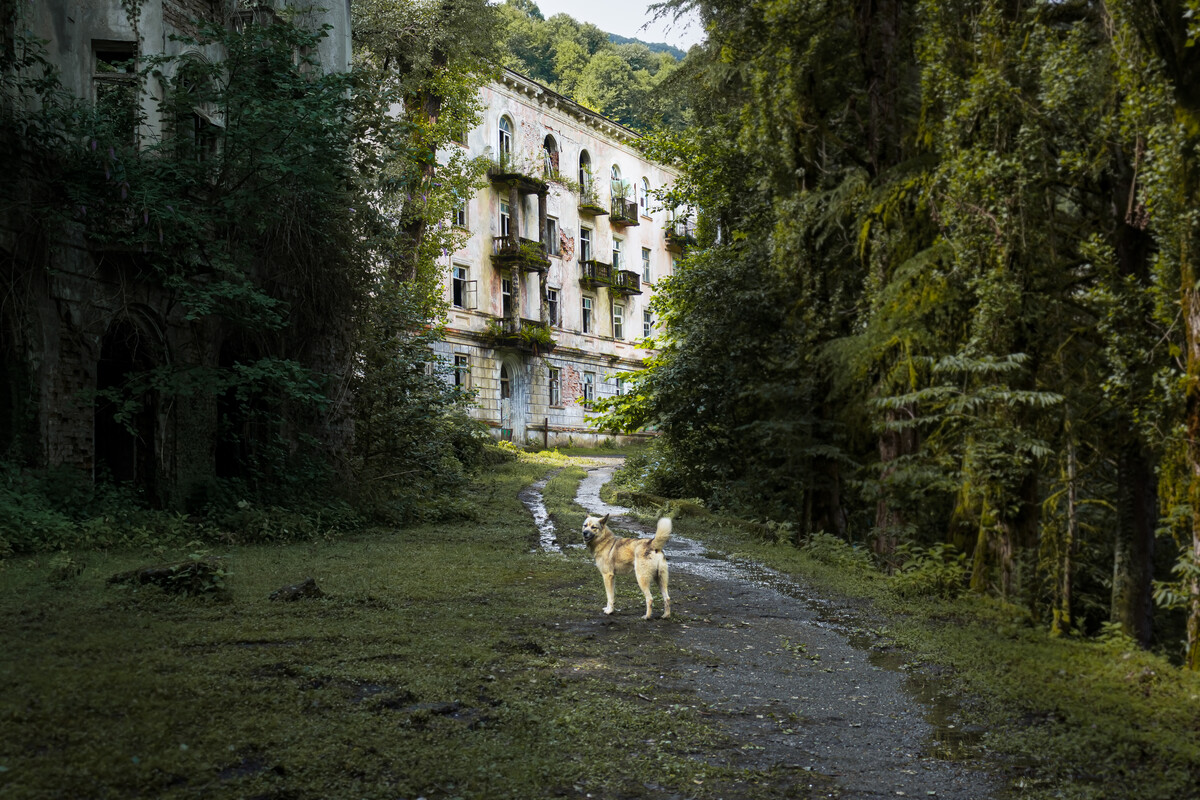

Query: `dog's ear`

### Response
(600, 513, 610, 527)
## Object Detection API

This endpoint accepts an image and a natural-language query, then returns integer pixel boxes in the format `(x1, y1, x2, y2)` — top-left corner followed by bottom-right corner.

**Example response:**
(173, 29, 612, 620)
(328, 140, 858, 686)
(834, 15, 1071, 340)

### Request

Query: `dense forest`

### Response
(594, 0, 1200, 670)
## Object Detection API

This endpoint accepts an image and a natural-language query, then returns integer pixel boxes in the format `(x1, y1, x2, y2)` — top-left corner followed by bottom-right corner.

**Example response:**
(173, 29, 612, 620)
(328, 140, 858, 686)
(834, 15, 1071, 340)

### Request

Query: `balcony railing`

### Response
(580, 259, 613, 290)
(482, 317, 556, 355)
(487, 154, 549, 195)
(664, 218, 697, 250)
(492, 236, 550, 272)
(578, 184, 608, 217)
(610, 197, 640, 227)
(610, 269, 643, 296)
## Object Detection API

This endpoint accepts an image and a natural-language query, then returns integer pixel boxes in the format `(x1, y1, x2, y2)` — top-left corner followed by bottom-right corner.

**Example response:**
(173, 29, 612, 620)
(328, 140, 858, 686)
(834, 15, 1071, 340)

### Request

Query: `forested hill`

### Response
(607, 32, 686, 61)
(496, 0, 689, 130)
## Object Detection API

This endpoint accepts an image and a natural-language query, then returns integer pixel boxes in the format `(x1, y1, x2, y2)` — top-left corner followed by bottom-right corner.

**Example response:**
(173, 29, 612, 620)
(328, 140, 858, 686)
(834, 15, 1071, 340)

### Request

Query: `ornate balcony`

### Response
(609, 197, 640, 227)
(481, 318, 556, 355)
(610, 269, 643, 296)
(492, 236, 550, 273)
(487, 154, 549, 195)
(665, 219, 697, 251)
(579, 259, 613, 290)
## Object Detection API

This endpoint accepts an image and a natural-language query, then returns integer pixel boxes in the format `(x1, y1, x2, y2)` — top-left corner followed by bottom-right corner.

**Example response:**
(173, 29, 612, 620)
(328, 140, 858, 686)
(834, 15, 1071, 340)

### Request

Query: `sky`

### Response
(527, 0, 704, 52)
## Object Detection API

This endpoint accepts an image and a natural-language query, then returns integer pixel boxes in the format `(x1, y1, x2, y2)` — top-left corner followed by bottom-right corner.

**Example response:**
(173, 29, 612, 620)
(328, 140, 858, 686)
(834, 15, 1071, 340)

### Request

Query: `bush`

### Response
(801, 531, 876, 572)
(890, 542, 967, 598)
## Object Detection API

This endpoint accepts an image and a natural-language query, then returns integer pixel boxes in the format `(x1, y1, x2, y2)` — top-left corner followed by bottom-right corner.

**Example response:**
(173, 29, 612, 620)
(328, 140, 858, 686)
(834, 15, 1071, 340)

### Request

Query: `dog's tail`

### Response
(651, 517, 672, 552)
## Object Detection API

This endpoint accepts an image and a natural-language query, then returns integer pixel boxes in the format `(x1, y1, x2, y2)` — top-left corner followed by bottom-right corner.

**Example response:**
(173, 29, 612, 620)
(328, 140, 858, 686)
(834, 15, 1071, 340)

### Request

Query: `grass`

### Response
(651, 508, 1200, 800)
(0, 455, 742, 800)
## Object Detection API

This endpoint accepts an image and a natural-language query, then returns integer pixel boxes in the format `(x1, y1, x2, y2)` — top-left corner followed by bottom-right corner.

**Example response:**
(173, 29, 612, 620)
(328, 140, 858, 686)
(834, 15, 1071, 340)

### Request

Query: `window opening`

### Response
(582, 296, 593, 334)
(643, 310, 652, 339)
(500, 200, 510, 238)
(500, 363, 511, 399)
(613, 303, 624, 340)
(454, 354, 470, 389)
(583, 372, 595, 403)
(641, 247, 651, 282)
(502, 278, 513, 318)
(547, 288, 559, 327)
(580, 228, 592, 262)
(498, 115, 513, 162)
(549, 367, 561, 406)
(545, 216, 560, 256)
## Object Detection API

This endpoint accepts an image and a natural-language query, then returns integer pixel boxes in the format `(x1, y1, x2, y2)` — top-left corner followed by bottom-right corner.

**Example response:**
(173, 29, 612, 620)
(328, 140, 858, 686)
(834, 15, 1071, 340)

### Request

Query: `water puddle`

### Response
(519, 473, 560, 553)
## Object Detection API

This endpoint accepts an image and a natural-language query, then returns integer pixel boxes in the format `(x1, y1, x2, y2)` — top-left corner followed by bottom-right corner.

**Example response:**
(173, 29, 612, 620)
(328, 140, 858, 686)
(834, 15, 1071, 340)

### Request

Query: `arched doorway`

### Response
(94, 316, 161, 496)
(497, 358, 527, 443)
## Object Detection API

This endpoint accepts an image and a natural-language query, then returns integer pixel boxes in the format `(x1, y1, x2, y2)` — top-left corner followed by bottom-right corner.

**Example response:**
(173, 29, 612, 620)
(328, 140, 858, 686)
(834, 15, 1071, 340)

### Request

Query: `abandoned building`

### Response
(0, 1, 353, 505)
(433, 69, 695, 447)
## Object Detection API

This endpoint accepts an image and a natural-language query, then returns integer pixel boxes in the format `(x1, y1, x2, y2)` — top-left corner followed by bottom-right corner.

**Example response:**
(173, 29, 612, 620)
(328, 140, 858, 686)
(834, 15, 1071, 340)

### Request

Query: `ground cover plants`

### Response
(0, 453, 753, 800)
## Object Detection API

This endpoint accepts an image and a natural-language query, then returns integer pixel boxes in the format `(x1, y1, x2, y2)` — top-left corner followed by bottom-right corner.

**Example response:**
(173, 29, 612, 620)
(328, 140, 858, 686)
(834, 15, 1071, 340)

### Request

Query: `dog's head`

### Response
(582, 513, 609, 544)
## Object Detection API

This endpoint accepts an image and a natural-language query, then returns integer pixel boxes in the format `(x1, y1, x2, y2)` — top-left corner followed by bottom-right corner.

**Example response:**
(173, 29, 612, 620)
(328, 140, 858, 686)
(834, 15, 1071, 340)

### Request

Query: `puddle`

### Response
(519, 474, 560, 552)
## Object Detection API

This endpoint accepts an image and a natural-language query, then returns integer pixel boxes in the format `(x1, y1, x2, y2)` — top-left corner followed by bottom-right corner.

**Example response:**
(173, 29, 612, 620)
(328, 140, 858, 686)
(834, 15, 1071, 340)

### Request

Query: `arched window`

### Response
(498, 115, 513, 162)
(579, 149, 592, 191)
(500, 363, 512, 400)
(542, 134, 558, 179)
(640, 177, 650, 214)
(610, 164, 623, 197)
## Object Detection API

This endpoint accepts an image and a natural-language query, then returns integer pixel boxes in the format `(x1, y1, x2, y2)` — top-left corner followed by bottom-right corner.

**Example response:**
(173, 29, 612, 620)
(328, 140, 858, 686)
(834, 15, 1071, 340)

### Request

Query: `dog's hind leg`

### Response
(635, 566, 655, 620)
(602, 572, 616, 615)
(658, 562, 671, 618)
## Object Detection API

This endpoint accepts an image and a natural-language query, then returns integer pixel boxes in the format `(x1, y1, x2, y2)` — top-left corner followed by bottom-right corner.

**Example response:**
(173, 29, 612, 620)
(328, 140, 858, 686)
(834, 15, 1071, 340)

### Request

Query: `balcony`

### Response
(579, 259, 613, 290)
(609, 197, 640, 227)
(665, 218, 697, 250)
(610, 269, 643, 296)
(487, 154, 549, 195)
(578, 185, 609, 217)
(492, 236, 550, 273)
(481, 318, 557, 355)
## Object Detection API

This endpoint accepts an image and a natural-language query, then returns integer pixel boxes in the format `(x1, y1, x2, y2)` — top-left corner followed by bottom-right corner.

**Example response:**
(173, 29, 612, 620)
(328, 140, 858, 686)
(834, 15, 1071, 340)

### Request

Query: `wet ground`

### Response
(526, 464, 1005, 799)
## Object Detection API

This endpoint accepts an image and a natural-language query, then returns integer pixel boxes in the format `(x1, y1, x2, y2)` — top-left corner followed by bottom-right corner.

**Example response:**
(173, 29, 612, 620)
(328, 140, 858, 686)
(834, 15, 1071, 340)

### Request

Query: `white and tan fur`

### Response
(581, 514, 672, 619)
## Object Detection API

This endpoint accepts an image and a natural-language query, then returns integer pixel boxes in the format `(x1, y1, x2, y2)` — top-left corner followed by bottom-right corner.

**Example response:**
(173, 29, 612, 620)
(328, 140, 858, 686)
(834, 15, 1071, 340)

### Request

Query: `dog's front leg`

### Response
(602, 572, 616, 614)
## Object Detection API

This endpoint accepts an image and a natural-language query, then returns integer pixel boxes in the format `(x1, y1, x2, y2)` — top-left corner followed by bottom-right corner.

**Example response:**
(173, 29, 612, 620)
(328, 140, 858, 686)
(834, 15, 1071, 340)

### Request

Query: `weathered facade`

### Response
(0, 1, 352, 505)
(434, 70, 693, 447)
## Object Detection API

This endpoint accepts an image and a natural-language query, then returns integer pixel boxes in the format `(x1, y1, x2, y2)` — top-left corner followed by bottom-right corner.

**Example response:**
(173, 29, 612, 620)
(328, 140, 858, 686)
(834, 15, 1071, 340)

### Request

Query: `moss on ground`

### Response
(664, 513, 1200, 800)
(0, 456, 747, 800)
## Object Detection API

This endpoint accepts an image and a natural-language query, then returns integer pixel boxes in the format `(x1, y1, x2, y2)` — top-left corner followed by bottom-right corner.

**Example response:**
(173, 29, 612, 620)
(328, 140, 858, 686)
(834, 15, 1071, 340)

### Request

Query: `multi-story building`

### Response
(434, 69, 695, 448)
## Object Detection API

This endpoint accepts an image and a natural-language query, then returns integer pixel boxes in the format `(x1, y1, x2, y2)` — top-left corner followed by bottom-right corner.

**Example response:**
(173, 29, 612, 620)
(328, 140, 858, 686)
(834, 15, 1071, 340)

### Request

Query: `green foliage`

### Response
(801, 532, 876, 574)
(891, 542, 967, 599)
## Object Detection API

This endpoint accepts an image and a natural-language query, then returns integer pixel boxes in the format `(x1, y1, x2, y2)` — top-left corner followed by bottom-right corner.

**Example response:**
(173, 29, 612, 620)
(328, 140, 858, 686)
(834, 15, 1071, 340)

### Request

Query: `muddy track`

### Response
(541, 464, 1006, 800)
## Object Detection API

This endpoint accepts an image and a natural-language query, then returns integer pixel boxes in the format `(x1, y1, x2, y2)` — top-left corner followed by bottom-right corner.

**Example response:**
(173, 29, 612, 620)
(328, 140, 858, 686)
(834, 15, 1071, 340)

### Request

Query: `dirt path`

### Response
(565, 464, 1004, 800)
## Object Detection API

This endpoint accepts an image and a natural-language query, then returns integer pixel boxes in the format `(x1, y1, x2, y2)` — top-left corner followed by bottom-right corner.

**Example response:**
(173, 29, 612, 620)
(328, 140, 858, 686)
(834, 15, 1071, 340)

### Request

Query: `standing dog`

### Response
(581, 514, 671, 619)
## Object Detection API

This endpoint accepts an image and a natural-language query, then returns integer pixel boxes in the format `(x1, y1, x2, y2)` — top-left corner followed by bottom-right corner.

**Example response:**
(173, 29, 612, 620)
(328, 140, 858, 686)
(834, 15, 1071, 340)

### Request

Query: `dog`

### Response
(581, 513, 671, 620)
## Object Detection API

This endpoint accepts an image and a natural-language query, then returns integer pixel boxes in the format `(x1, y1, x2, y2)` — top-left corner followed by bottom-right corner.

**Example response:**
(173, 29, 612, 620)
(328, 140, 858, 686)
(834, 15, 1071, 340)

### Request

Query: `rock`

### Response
(269, 577, 324, 602)
(108, 557, 227, 595)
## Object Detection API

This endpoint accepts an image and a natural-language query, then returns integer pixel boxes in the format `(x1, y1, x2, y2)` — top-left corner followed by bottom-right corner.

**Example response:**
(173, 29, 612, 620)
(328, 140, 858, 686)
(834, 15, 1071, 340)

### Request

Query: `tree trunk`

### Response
(1112, 443, 1156, 646)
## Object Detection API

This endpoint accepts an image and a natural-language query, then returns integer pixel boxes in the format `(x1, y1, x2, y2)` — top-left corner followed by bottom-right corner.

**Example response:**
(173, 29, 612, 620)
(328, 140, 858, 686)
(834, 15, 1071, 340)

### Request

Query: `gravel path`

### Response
(566, 465, 1004, 800)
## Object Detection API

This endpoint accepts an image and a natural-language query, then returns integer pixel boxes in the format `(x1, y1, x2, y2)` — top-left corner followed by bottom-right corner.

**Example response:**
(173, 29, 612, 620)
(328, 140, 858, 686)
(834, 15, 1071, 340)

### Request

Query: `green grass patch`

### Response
(663, 513, 1200, 800)
(0, 456, 747, 800)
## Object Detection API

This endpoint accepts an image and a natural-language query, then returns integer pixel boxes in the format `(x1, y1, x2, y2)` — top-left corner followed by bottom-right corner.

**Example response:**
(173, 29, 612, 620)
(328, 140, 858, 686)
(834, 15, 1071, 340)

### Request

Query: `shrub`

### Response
(890, 542, 967, 598)
(801, 531, 876, 572)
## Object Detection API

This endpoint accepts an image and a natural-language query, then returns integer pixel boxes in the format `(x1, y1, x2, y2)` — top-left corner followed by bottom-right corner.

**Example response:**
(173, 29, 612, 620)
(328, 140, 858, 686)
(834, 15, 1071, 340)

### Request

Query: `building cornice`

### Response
(497, 68, 643, 146)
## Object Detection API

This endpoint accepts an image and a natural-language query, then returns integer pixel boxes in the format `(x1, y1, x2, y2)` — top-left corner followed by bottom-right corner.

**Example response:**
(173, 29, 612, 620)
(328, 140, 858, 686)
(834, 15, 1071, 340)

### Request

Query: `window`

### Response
(579, 149, 592, 190)
(545, 216, 560, 256)
(543, 134, 559, 179)
(549, 367, 562, 406)
(500, 200, 510, 238)
(612, 238, 622, 270)
(500, 363, 511, 400)
(640, 177, 650, 214)
(643, 310, 653, 339)
(498, 115, 513, 161)
(641, 247, 651, 283)
(613, 303, 624, 340)
(547, 288, 559, 327)
(453, 199, 467, 229)
(580, 228, 592, 262)
(454, 354, 470, 389)
(615, 376, 626, 396)
(452, 265, 476, 309)
(610, 163, 622, 194)
(453, 126, 468, 146)
(582, 296, 593, 334)
(583, 372, 595, 403)
(502, 278, 513, 318)
(94, 41, 139, 146)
